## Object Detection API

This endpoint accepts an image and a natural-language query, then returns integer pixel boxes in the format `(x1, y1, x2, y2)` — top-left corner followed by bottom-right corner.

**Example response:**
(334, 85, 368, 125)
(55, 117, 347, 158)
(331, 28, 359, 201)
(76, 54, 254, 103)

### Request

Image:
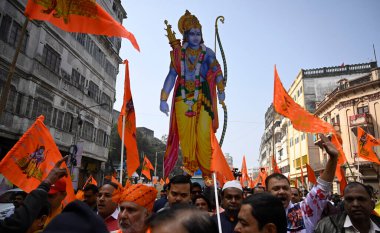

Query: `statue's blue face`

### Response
(187, 28, 202, 48)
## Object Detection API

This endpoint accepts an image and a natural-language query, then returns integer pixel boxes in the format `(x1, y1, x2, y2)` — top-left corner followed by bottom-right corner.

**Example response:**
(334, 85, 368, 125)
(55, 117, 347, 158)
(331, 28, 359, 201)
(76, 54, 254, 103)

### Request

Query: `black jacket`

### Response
(315, 212, 380, 233)
(0, 182, 50, 233)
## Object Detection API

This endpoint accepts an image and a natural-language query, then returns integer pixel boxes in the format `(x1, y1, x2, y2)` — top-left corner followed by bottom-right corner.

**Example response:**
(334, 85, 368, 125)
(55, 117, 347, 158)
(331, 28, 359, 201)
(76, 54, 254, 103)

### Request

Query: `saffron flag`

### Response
(357, 127, 380, 164)
(83, 175, 97, 189)
(306, 163, 317, 184)
(210, 133, 234, 187)
(24, 0, 139, 51)
(271, 154, 281, 174)
(273, 66, 347, 187)
(142, 156, 154, 180)
(240, 155, 249, 187)
(165, 177, 169, 184)
(75, 190, 84, 200)
(117, 60, 139, 177)
(0, 115, 75, 205)
(153, 176, 158, 185)
(159, 178, 165, 186)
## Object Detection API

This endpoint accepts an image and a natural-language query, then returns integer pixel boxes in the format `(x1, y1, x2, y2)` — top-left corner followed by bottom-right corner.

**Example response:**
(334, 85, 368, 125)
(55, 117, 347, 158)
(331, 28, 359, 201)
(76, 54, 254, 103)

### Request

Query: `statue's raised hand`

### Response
(160, 100, 169, 116)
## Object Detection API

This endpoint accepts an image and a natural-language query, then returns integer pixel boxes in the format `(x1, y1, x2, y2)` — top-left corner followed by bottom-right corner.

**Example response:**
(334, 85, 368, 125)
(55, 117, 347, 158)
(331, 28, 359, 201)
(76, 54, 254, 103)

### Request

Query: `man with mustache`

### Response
(265, 134, 338, 233)
(112, 184, 157, 233)
(315, 182, 380, 233)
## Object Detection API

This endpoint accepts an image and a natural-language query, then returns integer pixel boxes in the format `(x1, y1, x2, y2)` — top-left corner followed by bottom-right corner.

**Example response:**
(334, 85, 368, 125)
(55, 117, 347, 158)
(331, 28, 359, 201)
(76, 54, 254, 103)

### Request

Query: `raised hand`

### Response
(44, 155, 69, 185)
(318, 134, 339, 160)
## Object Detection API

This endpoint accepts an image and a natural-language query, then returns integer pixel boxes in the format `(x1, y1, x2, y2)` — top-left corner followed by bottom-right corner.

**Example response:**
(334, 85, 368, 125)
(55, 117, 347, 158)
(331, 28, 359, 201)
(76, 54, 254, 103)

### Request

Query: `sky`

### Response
(113, 0, 380, 169)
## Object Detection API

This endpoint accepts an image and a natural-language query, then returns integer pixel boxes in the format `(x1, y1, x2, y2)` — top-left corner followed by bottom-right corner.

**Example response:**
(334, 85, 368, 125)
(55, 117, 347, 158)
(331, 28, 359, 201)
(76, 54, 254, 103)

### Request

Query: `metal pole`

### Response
(163, 153, 165, 178)
(213, 173, 223, 233)
(119, 115, 126, 183)
(0, 18, 29, 119)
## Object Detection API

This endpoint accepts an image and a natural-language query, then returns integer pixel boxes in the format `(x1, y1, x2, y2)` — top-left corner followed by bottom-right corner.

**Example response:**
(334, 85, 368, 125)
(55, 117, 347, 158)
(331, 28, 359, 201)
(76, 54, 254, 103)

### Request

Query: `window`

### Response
(56, 110, 64, 129)
(289, 138, 293, 147)
(63, 112, 73, 132)
(82, 121, 94, 141)
(301, 133, 306, 141)
(71, 69, 85, 90)
(336, 115, 340, 124)
(88, 81, 99, 100)
(15, 93, 23, 115)
(25, 96, 33, 117)
(32, 99, 53, 125)
(300, 86, 302, 94)
(5, 86, 17, 112)
(357, 106, 369, 114)
(42, 45, 61, 73)
(0, 15, 28, 52)
(96, 129, 106, 145)
(101, 93, 112, 111)
(295, 136, 299, 144)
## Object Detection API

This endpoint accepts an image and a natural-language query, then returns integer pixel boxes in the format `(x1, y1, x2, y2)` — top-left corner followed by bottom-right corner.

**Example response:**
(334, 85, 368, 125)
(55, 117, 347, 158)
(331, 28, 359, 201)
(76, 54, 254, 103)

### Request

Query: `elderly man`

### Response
(111, 184, 157, 233)
(315, 182, 380, 233)
(212, 180, 243, 233)
(265, 134, 338, 232)
(97, 182, 119, 231)
(234, 193, 287, 233)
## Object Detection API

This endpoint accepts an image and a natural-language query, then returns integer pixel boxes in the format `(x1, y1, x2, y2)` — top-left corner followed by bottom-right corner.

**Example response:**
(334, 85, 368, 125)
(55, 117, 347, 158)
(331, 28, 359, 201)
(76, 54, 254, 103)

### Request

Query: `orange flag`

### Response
(240, 156, 249, 187)
(82, 175, 97, 189)
(118, 60, 139, 177)
(306, 163, 317, 184)
(271, 154, 281, 174)
(357, 127, 380, 164)
(0, 115, 75, 205)
(165, 177, 170, 184)
(159, 178, 165, 186)
(273, 66, 347, 187)
(124, 179, 132, 189)
(75, 190, 84, 200)
(258, 168, 268, 187)
(152, 176, 158, 185)
(210, 133, 234, 187)
(24, 0, 139, 51)
(142, 156, 154, 180)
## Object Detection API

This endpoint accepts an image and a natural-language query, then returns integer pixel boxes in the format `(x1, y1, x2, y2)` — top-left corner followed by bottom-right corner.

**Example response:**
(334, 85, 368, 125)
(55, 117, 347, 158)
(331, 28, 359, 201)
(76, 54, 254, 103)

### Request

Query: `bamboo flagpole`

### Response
(213, 173, 223, 233)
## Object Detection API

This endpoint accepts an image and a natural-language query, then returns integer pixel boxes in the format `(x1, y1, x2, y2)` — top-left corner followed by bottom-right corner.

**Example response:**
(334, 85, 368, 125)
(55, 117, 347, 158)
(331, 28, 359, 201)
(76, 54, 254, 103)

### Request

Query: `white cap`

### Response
(222, 180, 243, 191)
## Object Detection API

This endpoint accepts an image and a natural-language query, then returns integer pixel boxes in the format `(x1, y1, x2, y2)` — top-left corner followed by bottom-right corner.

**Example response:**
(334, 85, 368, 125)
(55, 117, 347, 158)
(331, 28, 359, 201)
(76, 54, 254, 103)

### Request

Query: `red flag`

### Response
(273, 66, 347, 185)
(24, 0, 139, 51)
(271, 154, 281, 174)
(210, 133, 234, 187)
(117, 60, 139, 177)
(142, 156, 154, 180)
(300, 166, 305, 187)
(357, 127, 380, 164)
(306, 163, 317, 184)
(240, 156, 249, 187)
(0, 115, 75, 205)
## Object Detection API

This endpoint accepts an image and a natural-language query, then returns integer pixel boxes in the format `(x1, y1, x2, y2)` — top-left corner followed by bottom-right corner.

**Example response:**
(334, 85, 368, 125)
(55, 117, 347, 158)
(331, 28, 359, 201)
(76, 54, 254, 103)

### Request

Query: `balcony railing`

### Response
(349, 113, 372, 126)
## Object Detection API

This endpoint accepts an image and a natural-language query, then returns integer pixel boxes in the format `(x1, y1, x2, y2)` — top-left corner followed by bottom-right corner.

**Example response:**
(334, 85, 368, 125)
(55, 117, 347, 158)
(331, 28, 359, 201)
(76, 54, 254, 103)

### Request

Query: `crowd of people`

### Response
(1, 136, 379, 233)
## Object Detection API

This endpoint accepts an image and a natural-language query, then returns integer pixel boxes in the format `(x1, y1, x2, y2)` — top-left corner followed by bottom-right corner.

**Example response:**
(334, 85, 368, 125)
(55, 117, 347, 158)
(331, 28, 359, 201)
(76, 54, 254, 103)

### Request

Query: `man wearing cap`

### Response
(212, 180, 243, 233)
(45, 178, 67, 226)
(112, 184, 157, 233)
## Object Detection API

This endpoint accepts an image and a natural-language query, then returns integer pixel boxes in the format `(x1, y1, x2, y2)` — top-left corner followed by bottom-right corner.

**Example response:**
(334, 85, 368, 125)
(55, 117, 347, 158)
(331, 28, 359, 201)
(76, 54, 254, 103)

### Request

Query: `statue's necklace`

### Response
(180, 42, 206, 117)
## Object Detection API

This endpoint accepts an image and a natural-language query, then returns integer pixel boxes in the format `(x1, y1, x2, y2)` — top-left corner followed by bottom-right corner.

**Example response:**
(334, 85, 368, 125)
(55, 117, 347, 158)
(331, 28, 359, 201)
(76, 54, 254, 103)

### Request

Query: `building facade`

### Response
(260, 62, 378, 190)
(0, 0, 127, 188)
(314, 66, 380, 192)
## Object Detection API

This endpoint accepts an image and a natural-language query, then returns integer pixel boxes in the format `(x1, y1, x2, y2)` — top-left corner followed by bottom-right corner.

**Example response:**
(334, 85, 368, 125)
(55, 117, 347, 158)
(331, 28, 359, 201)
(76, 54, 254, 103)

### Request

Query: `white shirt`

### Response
(344, 215, 380, 233)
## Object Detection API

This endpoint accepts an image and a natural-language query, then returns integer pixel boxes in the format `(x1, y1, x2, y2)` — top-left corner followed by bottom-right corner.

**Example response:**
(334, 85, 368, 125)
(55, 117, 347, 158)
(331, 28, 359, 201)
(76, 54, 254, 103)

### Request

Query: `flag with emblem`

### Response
(24, 0, 139, 51)
(357, 126, 380, 164)
(0, 115, 75, 205)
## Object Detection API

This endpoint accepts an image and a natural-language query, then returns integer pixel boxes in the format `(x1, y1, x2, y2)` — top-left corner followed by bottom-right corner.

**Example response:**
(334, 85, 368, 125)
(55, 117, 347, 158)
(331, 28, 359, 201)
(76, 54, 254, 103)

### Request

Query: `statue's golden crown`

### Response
(178, 10, 202, 35)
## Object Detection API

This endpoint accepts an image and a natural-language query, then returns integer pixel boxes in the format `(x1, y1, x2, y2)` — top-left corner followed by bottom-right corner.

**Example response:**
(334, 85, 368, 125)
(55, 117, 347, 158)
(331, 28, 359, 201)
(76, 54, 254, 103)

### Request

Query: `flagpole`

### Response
(119, 115, 126, 183)
(0, 18, 29, 119)
(155, 152, 157, 177)
(212, 173, 223, 233)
